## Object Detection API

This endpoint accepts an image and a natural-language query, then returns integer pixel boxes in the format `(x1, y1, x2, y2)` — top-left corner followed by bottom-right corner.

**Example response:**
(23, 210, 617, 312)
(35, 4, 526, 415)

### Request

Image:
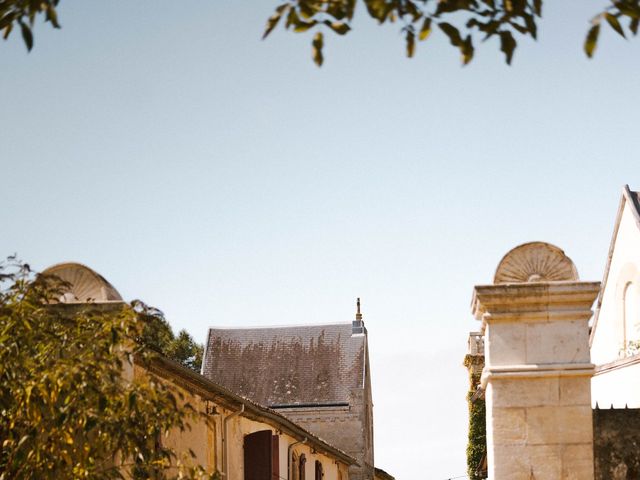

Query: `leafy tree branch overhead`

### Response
(2, 0, 639, 64)
(264, 0, 640, 65)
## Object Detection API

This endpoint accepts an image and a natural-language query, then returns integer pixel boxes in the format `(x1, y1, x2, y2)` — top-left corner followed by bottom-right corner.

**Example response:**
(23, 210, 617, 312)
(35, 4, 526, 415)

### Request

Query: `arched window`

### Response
(624, 282, 640, 352)
(314, 460, 323, 480)
(299, 454, 306, 480)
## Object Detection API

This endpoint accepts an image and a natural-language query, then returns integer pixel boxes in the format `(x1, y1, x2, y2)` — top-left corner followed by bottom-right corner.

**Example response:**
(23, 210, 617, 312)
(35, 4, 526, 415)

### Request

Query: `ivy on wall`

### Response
(464, 356, 486, 480)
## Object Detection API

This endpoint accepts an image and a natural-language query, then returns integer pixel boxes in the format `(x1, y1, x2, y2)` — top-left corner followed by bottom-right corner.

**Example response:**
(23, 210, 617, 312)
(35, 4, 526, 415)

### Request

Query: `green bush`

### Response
(464, 357, 486, 480)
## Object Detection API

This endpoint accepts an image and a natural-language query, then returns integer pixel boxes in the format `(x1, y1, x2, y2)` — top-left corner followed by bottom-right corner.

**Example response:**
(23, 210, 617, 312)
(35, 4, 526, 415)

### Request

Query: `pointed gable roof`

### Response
(590, 185, 640, 345)
(201, 323, 366, 407)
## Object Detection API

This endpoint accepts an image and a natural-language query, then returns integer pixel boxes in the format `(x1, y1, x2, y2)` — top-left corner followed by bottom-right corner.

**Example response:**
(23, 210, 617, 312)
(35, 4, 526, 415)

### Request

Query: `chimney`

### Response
(352, 297, 366, 335)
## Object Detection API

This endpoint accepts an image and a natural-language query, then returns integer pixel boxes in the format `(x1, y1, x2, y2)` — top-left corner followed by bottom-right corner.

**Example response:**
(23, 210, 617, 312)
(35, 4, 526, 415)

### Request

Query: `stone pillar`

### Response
(473, 282, 600, 480)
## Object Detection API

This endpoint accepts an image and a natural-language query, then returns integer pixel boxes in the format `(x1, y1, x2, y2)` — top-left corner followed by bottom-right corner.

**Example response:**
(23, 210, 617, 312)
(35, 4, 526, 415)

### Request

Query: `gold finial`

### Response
(356, 297, 362, 321)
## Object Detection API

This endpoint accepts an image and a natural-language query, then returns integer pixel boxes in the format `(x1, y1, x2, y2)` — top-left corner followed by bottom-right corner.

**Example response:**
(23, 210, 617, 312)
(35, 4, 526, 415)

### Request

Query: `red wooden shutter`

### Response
(244, 430, 272, 480)
(271, 435, 280, 480)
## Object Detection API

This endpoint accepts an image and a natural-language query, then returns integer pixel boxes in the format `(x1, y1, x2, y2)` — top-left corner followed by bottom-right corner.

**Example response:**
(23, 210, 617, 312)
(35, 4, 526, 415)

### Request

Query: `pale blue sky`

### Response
(2, 1, 640, 478)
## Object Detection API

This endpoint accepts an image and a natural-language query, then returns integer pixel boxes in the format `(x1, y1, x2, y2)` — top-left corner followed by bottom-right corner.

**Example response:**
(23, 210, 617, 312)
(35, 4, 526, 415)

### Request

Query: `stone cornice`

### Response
(482, 363, 595, 385)
(594, 353, 640, 376)
(471, 281, 601, 323)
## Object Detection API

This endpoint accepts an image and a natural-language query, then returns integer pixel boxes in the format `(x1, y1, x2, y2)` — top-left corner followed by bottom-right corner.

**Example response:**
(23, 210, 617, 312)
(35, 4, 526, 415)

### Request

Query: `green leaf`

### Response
(435, 0, 464, 16)
(438, 22, 462, 46)
(419, 17, 432, 41)
(298, 2, 315, 19)
(499, 30, 516, 64)
(311, 31, 324, 66)
(405, 1, 421, 22)
(262, 4, 288, 39)
(294, 20, 317, 33)
(45, 5, 61, 29)
(605, 13, 626, 38)
(0, 12, 15, 31)
(461, 35, 474, 65)
(406, 30, 415, 57)
(524, 14, 537, 40)
(584, 23, 600, 58)
(616, 3, 640, 19)
(533, 0, 542, 16)
(18, 21, 33, 52)
(98, 394, 107, 412)
(324, 20, 351, 35)
(286, 8, 301, 29)
(509, 21, 529, 35)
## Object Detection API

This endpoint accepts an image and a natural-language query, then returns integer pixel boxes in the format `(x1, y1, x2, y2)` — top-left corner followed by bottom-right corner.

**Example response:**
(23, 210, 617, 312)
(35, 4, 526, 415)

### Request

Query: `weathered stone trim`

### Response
(594, 353, 640, 376)
(483, 310, 595, 323)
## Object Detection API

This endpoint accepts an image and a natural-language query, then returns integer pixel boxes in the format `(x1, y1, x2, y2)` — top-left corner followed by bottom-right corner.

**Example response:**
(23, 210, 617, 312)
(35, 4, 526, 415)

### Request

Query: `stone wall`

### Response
(473, 280, 600, 479)
(277, 386, 374, 480)
(594, 407, 640, 480)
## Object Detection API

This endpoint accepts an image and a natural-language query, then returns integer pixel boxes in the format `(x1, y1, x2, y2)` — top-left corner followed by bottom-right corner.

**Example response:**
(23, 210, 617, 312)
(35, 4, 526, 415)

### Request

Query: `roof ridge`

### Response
(591, 185, 640, 346)
(207, 322, 352, 330)
(624, 184, 640, 226)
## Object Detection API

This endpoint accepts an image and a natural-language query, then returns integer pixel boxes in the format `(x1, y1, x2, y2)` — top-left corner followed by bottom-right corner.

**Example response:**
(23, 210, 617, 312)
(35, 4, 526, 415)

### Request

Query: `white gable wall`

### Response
(591, 196, 640, 407)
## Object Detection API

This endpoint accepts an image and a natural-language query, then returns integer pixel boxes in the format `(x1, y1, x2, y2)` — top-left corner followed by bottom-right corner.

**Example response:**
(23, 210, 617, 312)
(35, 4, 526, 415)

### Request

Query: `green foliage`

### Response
(0, 257, 214, 480)
(166, 330, 204, 373)
(135, 301, 204, 372)
(466, 389, 486, 480)
(3, 0, 640, 65)
(0, 0, 60, 51)
(464, 356, 486, 480)
(260, 0, 640, 66)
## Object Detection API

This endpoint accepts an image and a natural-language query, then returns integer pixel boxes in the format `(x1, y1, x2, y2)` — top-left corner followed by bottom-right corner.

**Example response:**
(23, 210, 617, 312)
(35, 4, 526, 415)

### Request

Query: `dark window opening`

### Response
(244, 430, 280, 480)
(299, 454, 307, 480)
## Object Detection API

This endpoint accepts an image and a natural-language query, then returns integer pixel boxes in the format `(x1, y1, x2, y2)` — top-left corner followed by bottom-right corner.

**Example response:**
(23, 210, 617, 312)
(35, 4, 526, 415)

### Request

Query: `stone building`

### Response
(41, 262, 357, 480)
(470, 242, 598, 479)
(590, 185, 640, 407)
(465, 185, 640, 480)
(588, 185, 640, 479)
(201, 300, 376, 480)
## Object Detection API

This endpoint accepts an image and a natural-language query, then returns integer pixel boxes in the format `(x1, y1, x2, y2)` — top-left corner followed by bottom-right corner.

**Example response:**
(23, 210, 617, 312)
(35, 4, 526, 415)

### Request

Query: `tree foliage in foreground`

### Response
(0, 258, 214, 480)
(136, 302, 204, 373)
(2, 0, 640, 66)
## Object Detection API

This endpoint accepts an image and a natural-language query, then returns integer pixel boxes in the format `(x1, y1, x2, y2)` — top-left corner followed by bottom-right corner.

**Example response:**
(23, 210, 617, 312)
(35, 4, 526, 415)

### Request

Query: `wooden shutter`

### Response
(271, 435, 280, 480)
(299, 454, 307, 480)
(244, 430, 272, 480)
(243, 430, 280, 480)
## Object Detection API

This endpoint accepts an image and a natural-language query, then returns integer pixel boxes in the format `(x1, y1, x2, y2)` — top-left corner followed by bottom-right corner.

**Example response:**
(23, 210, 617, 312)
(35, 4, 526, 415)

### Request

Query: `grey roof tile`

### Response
(202, 323, 365, 406)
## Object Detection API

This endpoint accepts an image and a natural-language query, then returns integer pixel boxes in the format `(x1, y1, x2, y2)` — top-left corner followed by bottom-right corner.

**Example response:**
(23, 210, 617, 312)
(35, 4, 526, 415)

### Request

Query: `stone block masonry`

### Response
(471, 242, 600, 479)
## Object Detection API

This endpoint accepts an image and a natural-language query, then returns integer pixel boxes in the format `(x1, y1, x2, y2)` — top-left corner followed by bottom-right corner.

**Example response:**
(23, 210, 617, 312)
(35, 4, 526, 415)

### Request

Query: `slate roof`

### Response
(201, 323, 366, 406)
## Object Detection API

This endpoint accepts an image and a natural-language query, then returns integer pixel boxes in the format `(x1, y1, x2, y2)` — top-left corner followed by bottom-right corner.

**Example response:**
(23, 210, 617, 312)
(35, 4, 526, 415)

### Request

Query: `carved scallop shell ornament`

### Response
(493, 242, 579, 284)
(41, 262, 122, 303)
